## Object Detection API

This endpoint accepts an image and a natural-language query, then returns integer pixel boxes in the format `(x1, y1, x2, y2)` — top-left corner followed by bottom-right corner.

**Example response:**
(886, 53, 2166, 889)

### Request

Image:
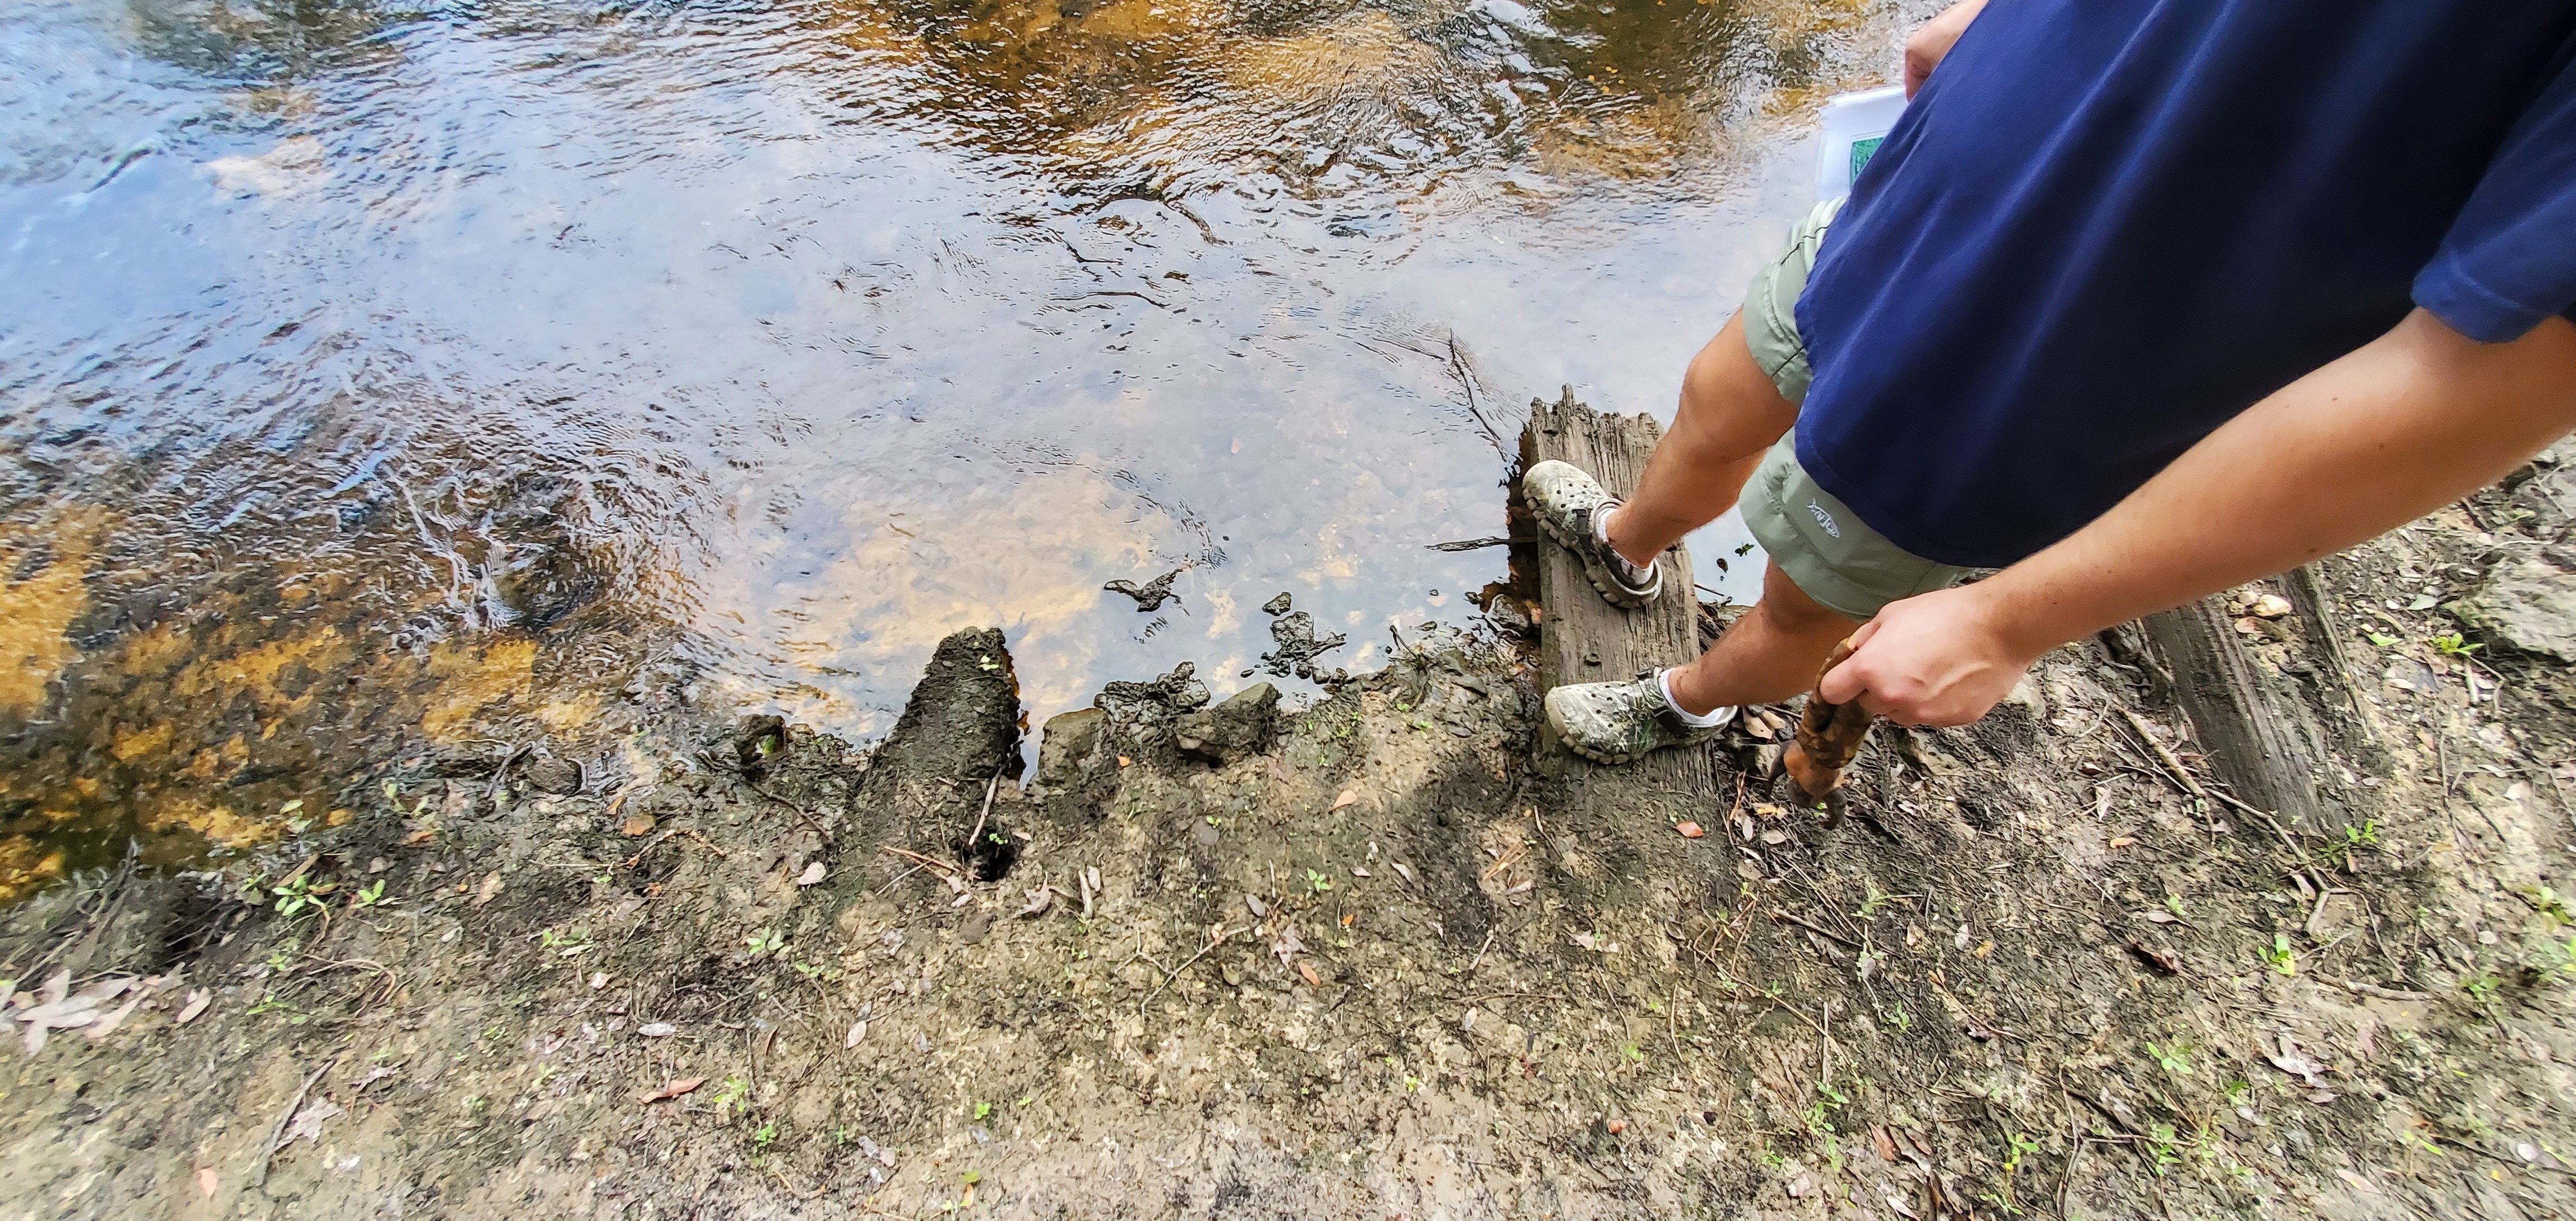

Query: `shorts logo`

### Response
(1807, 500, 1841, 539)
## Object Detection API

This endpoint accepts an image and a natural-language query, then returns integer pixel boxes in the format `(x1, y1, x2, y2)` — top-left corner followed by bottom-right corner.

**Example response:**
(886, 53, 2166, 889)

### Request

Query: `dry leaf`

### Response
(2333, 1167, 2379, 1195)
(1675, 822, 1704, 839)
(285, 1099, 343, 1144)
(2127, 941, 2181, 974)
(174, 990, 211, 1026)
(402, 827, 436, 846)
(1871, 1125, 1899, 1162)
(2109, 835, 2137, 849)
(198, 1168, 218, 1197)
(472, 872, 504, 906)
(1244, 893, 1267, 917)
(1349, 867, 1371, 878)
(1015, 888, 1052, 918)
(1331, 789, 1358, 811)
(1297, 962, 1321, 987)
(2143, 909, 2177, 924)
(795, 862, 826, 887)
(1391, 863, 1414, 884)
(634, 1076, 705, 1105)
(846, 1020, 868, 1048)
(636, 1021, 678, 1038)
(621, 812, 656, 837)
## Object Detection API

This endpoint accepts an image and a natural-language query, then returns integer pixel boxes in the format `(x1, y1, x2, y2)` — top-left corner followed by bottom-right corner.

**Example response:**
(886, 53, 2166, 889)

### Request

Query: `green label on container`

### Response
(1849, 135, 1885, 181)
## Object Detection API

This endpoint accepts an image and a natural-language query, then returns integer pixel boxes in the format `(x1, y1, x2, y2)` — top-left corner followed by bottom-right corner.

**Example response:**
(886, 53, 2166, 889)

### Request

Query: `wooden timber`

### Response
(1518, 388, 1719, 793)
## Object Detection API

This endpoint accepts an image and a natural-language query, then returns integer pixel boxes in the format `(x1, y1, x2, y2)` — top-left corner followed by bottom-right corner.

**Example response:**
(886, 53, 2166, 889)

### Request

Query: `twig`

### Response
(967, 772, 1002, 856)
(877, 846, 959, 875)
(482, 744, 533, 806)
(1463, 925, 1499, 977)
(2118, 709, 2205, 800)
(1139, 926, 1241, 1014)
(250, 1054, 342, 1187)
(2322, 975, 2436, 1002)
(1769, 908, 1863, 952)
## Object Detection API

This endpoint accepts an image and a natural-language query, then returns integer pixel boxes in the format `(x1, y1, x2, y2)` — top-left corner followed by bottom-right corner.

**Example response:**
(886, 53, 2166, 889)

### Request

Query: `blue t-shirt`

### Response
(1794, 0, 2576, 569)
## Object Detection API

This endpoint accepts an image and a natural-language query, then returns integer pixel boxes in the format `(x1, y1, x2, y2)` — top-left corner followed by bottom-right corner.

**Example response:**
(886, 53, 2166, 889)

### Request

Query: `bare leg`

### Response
(1665, 560, 1858, 715)
(1602, 311, 1800, 568)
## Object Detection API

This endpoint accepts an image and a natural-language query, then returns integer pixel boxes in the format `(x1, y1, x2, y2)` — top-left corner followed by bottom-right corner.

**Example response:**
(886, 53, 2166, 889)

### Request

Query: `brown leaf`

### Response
(634, 1076, 705, 1105)
(2108, 835, 2137, 849)
(402, 827, 436, 846)
(1675, 822, 1705, 839)
(2143, 909, 2177, 924)
(472, 872, 504, 906)
(198, 1169, 218, 1197)
(2127, 940, 2181, 975)
(621, 813, 656, 837)
(1297, 962, 1320, 987)
(1330, 788, 1359, 811)
(174, 989, 211, 1026)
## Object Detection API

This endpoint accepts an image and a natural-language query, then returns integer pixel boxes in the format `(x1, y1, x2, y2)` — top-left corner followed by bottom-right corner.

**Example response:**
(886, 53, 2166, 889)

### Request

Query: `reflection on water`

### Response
(0, 0, 1912, 896)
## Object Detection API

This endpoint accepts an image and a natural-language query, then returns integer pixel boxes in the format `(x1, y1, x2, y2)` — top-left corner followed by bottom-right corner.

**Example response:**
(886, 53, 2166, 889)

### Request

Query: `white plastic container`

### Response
(1816, 85, 1909, 198)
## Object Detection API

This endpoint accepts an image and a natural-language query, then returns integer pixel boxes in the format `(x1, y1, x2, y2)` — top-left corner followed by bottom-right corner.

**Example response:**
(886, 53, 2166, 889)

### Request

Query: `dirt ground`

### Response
(7, 470, 2576, 1219)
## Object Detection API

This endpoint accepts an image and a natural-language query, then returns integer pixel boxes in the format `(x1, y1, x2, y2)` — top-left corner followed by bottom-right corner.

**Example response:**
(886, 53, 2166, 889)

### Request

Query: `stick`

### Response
(966, 773, 1001, 857)
(250, 1054, 341, 1187)
(2118, 709, 2206, 800)
(1769, 908, 1864, 952)
(1138, 926, 1241, 1014)
(877, 846, 959, 875)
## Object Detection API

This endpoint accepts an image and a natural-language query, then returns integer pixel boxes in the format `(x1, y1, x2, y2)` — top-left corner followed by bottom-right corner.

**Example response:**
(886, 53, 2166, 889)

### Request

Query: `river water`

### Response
(0, 0, 1909, 895)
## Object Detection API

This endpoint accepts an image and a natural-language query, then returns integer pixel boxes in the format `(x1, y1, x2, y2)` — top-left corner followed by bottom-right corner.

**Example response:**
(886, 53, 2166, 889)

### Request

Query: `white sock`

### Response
(1591, 504, 1653, 583)
(1658, 669, 1736, 729)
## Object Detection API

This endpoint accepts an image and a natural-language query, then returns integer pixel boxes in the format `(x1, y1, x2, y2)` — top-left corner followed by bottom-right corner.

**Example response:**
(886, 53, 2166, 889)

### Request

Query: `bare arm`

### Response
(1820, 309, 2576, 724)
(1905, 0, 1990, 98)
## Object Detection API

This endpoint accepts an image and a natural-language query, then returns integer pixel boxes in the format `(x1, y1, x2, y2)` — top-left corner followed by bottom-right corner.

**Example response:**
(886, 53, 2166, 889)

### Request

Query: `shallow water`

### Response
(0, 0, 1906, 893)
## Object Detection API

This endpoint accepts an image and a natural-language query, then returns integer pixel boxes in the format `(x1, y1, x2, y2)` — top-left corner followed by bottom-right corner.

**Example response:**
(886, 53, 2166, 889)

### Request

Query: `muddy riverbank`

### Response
(7, 468, 2576, 1219)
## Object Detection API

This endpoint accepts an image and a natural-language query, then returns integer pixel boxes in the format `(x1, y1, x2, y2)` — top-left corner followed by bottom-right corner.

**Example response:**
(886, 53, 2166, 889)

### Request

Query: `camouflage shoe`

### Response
(1543, 675, 1735, 764)
(1523, 460, 1662, 609)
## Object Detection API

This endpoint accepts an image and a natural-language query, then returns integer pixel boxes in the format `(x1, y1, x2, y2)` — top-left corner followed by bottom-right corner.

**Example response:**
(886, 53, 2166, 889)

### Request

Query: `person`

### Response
(1535, 0, 2576, 764)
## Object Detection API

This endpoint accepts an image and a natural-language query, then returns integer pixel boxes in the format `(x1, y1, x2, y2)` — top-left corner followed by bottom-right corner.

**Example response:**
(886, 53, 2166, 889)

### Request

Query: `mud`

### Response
(6, 490, 2576, 1220)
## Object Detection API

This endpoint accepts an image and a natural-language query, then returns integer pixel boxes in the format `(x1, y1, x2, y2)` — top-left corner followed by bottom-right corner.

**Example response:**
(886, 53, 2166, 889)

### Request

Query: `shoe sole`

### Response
(1532, 509, 1660, 610)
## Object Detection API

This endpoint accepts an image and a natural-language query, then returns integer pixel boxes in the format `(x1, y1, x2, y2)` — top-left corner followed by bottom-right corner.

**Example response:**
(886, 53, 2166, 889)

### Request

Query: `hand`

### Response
(1903, 0, 1989, 98)
(1816, 583, 2039, 726)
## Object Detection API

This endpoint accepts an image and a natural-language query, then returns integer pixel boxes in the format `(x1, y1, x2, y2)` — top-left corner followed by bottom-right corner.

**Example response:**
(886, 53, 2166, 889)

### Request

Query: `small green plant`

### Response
(973, 1100, 993, 1121)
(2520, 885, 2575, 925)
(1999, 1130, 2044, 1210)
(539, 926, 592, 954)
(1852, 882, 1896, 921)
(2147, 1123, 2183, 1175)
(745, 927, 786, 958)
(352, 879, 389, 907)
(2332, 820, 2381, 866)
(754, 1120, 779, 1151)
(2366, 631, 2400, 649)
(1880, 1000, 1914, 1034)
(712, 1075, 751, 1122)
(1304, 869, 1332, 895)
(2162, 893, 2188, 919)
(272, 874, 332, 917)
(2145, 1041, 2193, 1076)
(2260, 933, 2298, 976)
(2429, 631, 2482, 656)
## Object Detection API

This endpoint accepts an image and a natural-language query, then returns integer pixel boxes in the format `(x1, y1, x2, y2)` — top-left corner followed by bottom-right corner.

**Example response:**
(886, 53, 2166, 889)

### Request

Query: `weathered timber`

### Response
(2140, 570, 2378, 834)
(1519, 388, 1717, 792)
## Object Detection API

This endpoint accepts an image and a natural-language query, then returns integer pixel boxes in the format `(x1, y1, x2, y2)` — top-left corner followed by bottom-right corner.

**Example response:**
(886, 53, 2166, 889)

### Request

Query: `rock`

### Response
(1261, 591, 1293, 616)
(1173, 683, 1280, 764)
(1036, 707, 1106, 788)
(1100, 661, 1209, 712)
(522, 755, 583, 795)
(2451, 556, 2576, 660)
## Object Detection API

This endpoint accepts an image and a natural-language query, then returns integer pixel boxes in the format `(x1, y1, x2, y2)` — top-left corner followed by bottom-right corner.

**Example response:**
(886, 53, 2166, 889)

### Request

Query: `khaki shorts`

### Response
(1737, 198, 1968, 621)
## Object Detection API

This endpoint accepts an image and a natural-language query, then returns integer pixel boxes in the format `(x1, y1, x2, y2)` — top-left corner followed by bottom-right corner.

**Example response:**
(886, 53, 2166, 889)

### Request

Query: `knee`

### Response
(1757, 566, 1858, 637)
